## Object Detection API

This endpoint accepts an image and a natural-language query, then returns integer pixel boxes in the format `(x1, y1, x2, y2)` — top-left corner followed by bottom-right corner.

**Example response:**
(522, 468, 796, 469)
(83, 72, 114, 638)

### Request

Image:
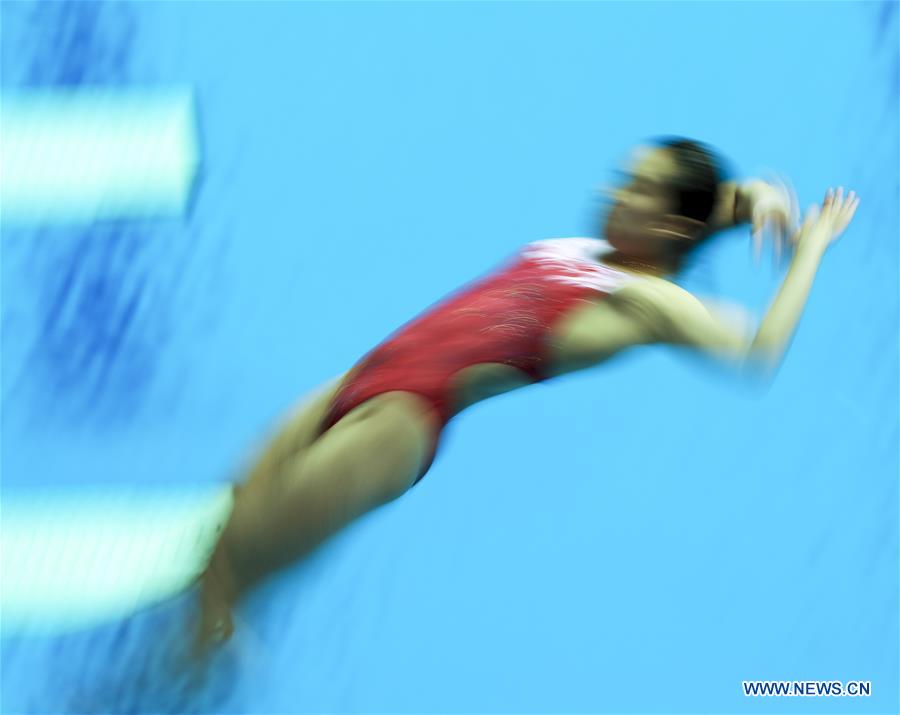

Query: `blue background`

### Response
(1, 2, 897, 713)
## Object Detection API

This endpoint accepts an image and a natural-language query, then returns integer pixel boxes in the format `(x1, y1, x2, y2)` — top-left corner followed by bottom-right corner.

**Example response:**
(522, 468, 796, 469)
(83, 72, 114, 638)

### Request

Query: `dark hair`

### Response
(649, 136, 733, 224)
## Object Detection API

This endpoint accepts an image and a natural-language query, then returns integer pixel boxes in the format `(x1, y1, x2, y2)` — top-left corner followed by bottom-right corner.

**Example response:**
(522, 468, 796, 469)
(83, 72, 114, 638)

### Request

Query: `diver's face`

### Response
(602, 146, 680, 256)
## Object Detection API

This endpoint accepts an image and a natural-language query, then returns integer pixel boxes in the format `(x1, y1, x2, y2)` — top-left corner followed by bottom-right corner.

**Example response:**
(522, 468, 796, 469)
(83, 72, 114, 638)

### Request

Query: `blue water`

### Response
(2, 2, 897, 713)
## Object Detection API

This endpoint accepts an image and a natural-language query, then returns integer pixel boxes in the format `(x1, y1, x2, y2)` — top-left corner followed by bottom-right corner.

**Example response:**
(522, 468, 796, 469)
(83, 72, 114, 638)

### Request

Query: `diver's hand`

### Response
(790, 187, 860, 255)
(746, 174, 800, 267)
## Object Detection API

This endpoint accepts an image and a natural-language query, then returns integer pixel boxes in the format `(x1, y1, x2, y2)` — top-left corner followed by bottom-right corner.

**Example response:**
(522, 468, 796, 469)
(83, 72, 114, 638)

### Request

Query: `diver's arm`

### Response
(704, 180, 762, 234)
(745, 241, 827, 378)
(643, 187, 856, 384)
(645, 240, 826, 383)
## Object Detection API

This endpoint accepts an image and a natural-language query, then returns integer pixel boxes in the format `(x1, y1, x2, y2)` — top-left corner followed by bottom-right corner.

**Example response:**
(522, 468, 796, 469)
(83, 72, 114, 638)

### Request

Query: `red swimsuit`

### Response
(318, 237, 640, 483)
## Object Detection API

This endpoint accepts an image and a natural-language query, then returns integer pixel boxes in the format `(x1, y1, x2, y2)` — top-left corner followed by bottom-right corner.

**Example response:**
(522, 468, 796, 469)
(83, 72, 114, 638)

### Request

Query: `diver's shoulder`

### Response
(609, 273, 692, 314)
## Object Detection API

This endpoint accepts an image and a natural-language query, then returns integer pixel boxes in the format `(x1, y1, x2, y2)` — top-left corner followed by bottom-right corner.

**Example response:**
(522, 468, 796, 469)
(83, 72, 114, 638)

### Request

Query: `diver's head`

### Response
(602, 137, 728, 267)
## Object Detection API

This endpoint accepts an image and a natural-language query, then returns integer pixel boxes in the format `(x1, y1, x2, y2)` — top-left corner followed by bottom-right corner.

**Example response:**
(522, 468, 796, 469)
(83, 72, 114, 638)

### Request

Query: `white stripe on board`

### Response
(1, 88, 200, 225)
(0, 485, 233, 635)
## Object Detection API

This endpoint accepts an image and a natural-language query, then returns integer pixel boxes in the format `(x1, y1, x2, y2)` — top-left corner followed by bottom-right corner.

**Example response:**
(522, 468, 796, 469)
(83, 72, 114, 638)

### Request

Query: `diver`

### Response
(192, 137, 859, 656)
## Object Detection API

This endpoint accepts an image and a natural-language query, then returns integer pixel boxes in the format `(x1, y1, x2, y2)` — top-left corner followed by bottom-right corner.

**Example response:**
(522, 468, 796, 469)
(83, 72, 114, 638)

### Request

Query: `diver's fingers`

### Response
(752, 221, 764, 267)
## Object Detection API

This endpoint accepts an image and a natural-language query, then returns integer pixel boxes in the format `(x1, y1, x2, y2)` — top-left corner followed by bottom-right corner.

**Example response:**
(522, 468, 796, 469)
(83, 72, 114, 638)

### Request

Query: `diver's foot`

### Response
(192, 547, 238, 661)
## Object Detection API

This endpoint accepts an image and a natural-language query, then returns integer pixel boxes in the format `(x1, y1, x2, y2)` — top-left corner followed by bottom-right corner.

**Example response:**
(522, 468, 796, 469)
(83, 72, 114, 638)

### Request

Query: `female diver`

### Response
(192, 137, 859, 655)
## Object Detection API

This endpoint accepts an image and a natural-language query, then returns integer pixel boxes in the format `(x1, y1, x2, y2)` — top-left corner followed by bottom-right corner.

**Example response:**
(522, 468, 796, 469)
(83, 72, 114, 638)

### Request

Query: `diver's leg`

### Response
(195, 391, 438, 654)
(237, 371, 351, 490)
(228, 390, 437, 584)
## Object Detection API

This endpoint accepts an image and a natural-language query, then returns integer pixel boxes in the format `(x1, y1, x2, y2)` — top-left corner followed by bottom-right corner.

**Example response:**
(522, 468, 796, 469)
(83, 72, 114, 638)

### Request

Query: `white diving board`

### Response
(0, 485, 234, 635)
(1, 87, 200, 225)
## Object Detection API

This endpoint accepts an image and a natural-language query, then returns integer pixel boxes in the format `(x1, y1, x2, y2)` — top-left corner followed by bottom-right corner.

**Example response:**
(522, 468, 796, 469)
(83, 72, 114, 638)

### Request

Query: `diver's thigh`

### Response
(220, 391, 439, 583)
(267, 374, 350, 455)
(292, 391, 438, 512)
(241, 373, 351, 491)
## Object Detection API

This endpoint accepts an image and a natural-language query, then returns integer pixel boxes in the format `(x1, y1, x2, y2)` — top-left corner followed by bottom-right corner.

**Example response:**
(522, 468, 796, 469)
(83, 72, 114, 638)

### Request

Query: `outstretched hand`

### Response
(789, 186, 860, 254)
